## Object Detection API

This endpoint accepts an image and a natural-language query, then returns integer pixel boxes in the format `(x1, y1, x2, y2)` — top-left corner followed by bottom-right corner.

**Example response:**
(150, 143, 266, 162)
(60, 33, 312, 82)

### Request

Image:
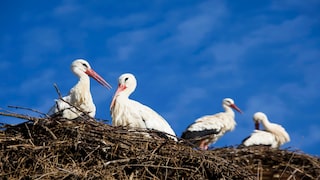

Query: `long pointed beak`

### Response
(110, 84, 126, 110)
(255, 121, 260, 130)
(86, 69, 112, 89)
(230, 104, 242, 113)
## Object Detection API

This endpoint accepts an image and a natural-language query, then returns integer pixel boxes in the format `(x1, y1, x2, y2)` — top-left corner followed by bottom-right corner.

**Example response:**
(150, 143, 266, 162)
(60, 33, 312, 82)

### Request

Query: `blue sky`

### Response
(1, 0, 320, 156)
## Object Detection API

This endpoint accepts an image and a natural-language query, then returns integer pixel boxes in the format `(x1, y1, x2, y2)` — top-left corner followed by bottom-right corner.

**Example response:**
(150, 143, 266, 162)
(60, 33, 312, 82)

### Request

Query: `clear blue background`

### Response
(1, 0, 319, 156)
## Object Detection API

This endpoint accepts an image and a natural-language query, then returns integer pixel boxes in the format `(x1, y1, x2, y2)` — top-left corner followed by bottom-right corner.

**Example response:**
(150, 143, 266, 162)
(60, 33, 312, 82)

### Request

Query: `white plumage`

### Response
(181, 98, 242, 150)
(241, 130, 279, 148)
(110, 73, 176, 141)
(241, 112, 290, 148)
(48, 59, 111, 119)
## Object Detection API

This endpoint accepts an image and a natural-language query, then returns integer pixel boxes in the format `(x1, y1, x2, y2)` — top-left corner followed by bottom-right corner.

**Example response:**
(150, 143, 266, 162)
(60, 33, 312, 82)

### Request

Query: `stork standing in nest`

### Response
(241, 112, 290, 148)
(110, 73, 177, 141)
(181, 98, 242, 150)
(48, 59, 112, 119)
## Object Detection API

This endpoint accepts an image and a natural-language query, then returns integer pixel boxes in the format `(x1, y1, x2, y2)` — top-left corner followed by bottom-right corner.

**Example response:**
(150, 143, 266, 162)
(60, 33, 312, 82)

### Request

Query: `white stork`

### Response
(241, 112, 290, 148)
(110, 73, 177, 141)
(181, 98, 242, 150)
(48, 59, 111, 119)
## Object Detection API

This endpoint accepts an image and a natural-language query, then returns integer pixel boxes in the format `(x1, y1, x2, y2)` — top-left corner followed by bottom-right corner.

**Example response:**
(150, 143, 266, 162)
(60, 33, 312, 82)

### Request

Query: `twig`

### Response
(104, 158, 131, 166)
(257, 160, 262, 180)
(290, 167, 315, 179)
(280, 152, 295, 178)
(34, 172, 57, 180)
(144, 166, 160, 180)
(0, 107, 18, 114)
(287, 169, 298, 180)
(151, 141, 166, 155)
(83, 145, 101, 161)
(165, 157, 170, 179)
(53, 83, 63, 99)
(0, 112, 44, 122)
(6, 144, 35, 149)
(41, 125, 57, 140)
(7, 105, 47, 117)
(127, 164, 195, 172)
(56, 167, 76, 175)
(51, 84, 94, 121)
(25, 123, 35, 146)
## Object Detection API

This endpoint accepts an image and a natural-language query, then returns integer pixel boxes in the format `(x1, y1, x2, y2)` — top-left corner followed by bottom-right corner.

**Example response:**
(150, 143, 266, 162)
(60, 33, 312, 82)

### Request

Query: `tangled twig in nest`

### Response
(0, 112, 319, 180)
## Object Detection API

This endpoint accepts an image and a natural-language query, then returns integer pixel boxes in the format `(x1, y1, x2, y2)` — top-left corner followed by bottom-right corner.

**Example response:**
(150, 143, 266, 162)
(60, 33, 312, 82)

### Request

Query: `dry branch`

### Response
(51, 83, 94, 120)
(7, 105, 48, 117)
(0, 111, 44, 122)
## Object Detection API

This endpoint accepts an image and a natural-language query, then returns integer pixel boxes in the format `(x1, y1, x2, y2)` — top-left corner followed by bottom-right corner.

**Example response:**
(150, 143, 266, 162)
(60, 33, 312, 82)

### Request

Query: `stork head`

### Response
(253, 112, 268, 130)
(253, 112, 267, 122)
(223, 98, 242, 113)
(117, 73, 137, 93)
(110, 73, 137, 110)
(71, 59, 112, 89)
(71, 59, 92, 74)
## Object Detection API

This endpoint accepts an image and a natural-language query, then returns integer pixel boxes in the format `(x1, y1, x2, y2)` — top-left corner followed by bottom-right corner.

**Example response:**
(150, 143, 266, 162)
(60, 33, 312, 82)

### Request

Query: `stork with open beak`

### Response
(181, 98, 242, 150)
(110, 73, 177, 141)
(48, 59, 111, 119)
(241, 112, 290, 148)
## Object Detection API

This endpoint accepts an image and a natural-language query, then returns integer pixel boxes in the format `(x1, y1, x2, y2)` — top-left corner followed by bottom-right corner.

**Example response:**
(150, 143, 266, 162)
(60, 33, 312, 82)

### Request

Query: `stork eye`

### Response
(82, 63, 88, 68)
(225, 100, 232, 105)
(124, 77, 129, 81)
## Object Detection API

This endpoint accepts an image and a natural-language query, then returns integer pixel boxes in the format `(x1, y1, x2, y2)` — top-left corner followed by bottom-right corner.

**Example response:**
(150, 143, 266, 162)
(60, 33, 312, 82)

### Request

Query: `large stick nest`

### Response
(0, 113, 319, 180)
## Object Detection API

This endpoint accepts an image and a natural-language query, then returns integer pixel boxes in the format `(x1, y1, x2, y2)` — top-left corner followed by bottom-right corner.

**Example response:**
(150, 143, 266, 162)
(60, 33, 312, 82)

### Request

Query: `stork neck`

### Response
(76, 75, 91, 90)
(260, 118, 272, 130)
(111, 92, 130, 113)
(117, 92, 131, 101)
(119, 86, 134, 99)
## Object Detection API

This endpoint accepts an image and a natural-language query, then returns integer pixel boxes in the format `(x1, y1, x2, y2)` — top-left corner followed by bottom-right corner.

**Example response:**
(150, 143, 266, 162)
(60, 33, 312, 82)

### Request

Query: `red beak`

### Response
(230, 104, 242, 113)
(85, 69, 112, 89)
(110, 84, 127, 110)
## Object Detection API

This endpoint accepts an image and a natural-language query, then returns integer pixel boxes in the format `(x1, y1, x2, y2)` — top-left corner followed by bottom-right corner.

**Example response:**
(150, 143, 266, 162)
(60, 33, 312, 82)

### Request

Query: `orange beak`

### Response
(85, 69, 112, 90)
(230, 104, 242, 113)
(110, 84, 127, 110)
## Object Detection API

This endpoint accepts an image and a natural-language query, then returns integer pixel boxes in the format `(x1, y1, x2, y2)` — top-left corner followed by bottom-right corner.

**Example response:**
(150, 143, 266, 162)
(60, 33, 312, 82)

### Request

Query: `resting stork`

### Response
(241, 112, 290, 148)
(181, 98, 242, 150)
(48, 59, 111, 119)
(110, 73, 177, 141)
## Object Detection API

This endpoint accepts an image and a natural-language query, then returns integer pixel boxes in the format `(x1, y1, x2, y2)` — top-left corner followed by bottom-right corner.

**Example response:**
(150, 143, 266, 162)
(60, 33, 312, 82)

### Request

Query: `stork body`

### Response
(48, 59, 111, 119)
(110, 73, 176, 140)
(241, 112, 290, 148)
(181, 98, 242, 150)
